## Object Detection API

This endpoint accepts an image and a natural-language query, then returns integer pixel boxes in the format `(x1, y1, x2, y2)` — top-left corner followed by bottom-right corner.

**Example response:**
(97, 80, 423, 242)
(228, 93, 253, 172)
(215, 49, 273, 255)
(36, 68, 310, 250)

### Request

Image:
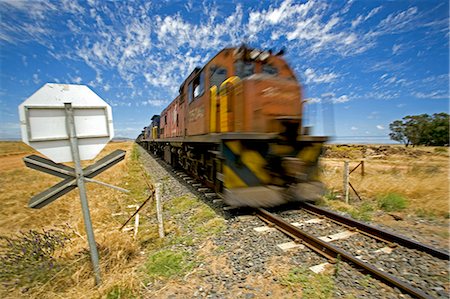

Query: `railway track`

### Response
(255, 207, 449, 299)
(142, 149, 449, 298)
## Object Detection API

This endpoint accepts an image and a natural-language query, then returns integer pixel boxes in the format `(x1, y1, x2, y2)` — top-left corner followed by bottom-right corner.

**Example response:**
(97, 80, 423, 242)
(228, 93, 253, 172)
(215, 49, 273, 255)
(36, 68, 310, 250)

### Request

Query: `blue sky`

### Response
(0, 0, 448, 143)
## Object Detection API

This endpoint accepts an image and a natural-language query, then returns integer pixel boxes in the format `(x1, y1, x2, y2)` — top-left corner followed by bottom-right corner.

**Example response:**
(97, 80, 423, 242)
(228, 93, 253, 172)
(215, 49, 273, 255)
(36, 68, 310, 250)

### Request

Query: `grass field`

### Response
(319, 144, 449, 219)
(0, 141, 147, 298)
(0, 141, 448, 298)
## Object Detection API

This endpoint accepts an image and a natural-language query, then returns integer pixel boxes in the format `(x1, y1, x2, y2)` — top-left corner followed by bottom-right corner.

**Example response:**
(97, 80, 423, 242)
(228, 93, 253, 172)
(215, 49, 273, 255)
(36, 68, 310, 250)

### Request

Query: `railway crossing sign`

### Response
(24, 150, 126, 208)
(18, 84, 122, 286)
(19, 83, 114, 163)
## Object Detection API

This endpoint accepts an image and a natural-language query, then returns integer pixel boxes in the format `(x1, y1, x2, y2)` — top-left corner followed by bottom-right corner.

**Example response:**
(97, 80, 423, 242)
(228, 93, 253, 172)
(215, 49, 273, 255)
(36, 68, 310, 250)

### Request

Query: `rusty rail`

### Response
(299, 202, 450, 260)
(255, 208, 434, 299)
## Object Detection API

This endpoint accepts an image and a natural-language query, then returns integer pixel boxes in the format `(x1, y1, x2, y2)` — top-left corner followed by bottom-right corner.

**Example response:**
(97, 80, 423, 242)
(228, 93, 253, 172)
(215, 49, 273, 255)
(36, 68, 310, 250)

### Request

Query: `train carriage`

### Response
(138, 46, 327, 207)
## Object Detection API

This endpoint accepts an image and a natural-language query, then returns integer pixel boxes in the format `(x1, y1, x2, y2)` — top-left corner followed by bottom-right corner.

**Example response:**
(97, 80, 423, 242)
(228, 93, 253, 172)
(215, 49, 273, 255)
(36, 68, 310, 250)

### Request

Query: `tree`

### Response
(389, 120, 410, 146)
(389, 113, 449, 146)
(429, 113, 449, 146)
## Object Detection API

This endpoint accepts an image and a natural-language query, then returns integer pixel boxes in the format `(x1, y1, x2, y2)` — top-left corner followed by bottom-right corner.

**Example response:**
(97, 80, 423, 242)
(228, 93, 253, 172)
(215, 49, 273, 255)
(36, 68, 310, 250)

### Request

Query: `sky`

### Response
(0, 0, 448, 143)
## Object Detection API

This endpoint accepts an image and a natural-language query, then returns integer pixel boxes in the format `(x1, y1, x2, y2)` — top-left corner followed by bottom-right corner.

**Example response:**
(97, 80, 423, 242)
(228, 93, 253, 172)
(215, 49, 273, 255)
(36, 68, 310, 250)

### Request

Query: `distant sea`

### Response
(326, 136, 397, 145)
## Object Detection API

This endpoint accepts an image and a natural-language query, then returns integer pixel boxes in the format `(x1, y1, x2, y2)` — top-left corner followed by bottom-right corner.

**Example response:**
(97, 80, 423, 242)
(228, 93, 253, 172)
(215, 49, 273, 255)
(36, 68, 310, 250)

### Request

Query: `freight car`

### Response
(137, 46, 327, 207)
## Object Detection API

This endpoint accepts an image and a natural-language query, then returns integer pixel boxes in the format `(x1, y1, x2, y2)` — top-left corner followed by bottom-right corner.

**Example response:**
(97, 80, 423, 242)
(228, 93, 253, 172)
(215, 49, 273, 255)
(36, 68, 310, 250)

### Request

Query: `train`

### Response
(137, 46, 327, 207)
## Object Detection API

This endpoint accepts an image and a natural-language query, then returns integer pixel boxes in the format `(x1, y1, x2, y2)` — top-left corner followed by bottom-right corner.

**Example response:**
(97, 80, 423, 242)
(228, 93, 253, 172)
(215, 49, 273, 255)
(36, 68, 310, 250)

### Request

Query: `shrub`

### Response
(377, 193, 408, 212)
(349, 202, 375, 221)
(0, 228, 70, 288)
(323, 189, 339, 201)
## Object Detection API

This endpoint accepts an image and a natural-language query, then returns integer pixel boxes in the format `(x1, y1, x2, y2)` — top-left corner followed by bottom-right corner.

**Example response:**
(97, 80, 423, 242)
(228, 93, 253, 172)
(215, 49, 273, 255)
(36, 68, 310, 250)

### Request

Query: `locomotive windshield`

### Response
(262, 64, 278, 76)
(234, 60, 254, 78)
(210, 66, 227, 87)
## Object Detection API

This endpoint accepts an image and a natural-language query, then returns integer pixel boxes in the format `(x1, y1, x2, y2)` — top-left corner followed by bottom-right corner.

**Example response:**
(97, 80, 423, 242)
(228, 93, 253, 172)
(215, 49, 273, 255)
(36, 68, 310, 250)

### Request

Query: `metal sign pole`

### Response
(64, 103, 102, 285)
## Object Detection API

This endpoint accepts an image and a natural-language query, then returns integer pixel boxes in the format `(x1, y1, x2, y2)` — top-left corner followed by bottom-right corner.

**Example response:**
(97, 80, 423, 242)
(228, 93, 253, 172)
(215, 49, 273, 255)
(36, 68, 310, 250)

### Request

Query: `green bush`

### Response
(145, 250, 193, 279)
(323, 190, 339, 201)
(349, 202, 374, 221)
(377, 193, 407, 212)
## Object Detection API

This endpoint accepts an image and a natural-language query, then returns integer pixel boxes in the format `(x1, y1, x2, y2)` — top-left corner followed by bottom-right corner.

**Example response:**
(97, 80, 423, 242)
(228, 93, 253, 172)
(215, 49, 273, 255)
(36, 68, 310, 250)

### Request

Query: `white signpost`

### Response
(19, 83, 119, 286)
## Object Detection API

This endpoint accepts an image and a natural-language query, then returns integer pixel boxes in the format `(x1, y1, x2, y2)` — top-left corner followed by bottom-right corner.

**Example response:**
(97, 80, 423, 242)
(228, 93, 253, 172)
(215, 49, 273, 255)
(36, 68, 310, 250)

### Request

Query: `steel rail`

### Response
(299, 202, 450, 260)
(255, 208, 434, 299)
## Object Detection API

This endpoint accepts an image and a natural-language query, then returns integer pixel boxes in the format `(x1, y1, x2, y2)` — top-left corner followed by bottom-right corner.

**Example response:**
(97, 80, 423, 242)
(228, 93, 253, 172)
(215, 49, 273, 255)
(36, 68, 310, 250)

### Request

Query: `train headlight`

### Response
(259, 51, 270, 61)
(250, 49, 260, 60)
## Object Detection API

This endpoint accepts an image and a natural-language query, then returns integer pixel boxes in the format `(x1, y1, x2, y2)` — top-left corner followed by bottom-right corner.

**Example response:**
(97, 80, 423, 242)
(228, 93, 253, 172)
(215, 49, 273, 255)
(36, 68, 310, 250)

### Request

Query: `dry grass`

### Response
(320, 147, 449, 218)
(0, 141, 149, 298)
(0, 141, 227, 298)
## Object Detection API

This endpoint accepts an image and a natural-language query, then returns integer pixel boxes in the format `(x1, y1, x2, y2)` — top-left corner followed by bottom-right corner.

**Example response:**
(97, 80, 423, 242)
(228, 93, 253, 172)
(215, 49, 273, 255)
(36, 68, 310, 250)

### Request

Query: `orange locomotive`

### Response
(138, 46, 326, 207)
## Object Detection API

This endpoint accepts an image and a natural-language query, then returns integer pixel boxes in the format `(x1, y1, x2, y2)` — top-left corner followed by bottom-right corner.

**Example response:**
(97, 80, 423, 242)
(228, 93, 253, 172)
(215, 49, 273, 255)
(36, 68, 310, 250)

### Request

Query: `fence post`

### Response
(343, 161, 350, 204)
(361, 160, 365, 176)
(133, 209, 140, 239)
(155, 183, 164, 238)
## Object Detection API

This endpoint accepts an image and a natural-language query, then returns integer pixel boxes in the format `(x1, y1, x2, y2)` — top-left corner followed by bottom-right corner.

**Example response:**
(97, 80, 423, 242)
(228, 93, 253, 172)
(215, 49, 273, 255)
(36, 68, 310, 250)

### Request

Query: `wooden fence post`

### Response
(343, 161, 350, 204)
(133, 209, 140, 239)
(155, 183, 164, 238)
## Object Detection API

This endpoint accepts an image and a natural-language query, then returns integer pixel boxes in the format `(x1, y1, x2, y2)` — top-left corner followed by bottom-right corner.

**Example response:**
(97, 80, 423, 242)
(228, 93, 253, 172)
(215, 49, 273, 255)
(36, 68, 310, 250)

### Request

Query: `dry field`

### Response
(320, 144, 449, 216)
(0, 141, 149, 298)
(319, 144, 449, 247)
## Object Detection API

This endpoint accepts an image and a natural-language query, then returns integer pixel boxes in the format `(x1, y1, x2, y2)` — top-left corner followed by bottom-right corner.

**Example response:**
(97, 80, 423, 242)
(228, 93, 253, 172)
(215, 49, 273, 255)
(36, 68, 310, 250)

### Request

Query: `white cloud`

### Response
(67, 73, 82, 84)
(333, 95, 350, 103)
(321, 92, 335, 98)
(32, 73, 40, 84)
(352, 6, 382, 28)
(248, 1, 372, 56)
(366, 6, 383, 20)
(141, 99, 168, 107)
(413, 91, 449, 99)
(392, 44, 401, 54)
(351, 16, 363, 28)
(319, 92, 349, 104)
(386, 76, 397, 84)
(351, 126, 358, 131)
(377, 7, 418, 33)
(21, 55, 27, 67)
(376, 125, 385, 130)
(304, 97, 321, 104)
(304, 68, 338, 84)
